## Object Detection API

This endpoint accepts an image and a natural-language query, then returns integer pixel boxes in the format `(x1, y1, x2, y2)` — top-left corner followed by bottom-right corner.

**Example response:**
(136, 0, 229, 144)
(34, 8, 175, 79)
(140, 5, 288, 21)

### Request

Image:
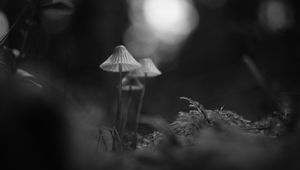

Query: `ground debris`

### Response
(138, 97, 287, 149)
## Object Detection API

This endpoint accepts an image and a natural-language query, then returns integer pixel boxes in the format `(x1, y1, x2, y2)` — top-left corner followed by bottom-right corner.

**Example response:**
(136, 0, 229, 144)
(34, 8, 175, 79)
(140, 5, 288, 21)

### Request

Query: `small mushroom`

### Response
(128, 58, 161, 78)
(121, 75, 144, 91)
(128, 58, 161, 147)
(99, 45, 141, 137)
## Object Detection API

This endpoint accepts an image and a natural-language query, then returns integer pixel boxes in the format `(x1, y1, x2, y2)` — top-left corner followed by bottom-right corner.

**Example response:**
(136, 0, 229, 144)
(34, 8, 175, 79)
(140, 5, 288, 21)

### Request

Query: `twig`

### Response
(180, 97, 211, 124)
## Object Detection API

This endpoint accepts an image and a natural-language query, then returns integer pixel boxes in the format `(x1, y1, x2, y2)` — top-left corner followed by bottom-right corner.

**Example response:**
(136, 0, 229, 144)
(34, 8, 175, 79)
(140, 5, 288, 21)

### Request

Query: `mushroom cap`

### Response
(100, 45, 141, 72)
(121, 75, 143, 91)
(129, 58, 161, 77)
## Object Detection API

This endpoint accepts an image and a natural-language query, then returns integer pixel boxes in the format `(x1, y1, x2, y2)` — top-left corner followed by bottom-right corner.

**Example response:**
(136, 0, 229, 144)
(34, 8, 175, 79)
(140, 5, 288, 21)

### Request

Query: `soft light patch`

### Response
(260, 0, 292, 32)
(143, 0, 198, 36)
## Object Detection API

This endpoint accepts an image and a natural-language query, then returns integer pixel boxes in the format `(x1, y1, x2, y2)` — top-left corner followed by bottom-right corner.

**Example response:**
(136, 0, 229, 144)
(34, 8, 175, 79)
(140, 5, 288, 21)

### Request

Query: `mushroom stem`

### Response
(115, 64, 123, 136)
(121, 85, 132, 136)
(134, 73, 147, 147)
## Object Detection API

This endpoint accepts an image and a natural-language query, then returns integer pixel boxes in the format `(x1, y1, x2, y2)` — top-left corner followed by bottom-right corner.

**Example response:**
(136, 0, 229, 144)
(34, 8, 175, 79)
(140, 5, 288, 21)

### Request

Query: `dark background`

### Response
(1, 0, 299, 125)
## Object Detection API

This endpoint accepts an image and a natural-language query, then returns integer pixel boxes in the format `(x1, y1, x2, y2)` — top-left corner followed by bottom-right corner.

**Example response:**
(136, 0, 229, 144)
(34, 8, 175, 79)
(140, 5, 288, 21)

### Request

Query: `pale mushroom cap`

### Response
(129, 58, 161, 77)
(100, 45, 141, 72)
(121, 75, 143, 91)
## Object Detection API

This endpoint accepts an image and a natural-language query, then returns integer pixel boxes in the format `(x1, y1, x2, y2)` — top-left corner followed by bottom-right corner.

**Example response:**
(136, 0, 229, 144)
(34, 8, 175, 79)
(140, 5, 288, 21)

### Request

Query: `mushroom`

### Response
(120, 75, 144, 135)
(128, 58, 161, 144)
(121, 75, 144, 91)
(99, 45, 141, 136)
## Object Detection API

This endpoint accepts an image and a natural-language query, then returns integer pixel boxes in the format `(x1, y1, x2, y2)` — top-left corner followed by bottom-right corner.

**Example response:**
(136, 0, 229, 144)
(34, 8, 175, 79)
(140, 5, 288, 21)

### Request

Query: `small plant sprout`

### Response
(121, 75, 144, 135)
(129, 58, 161, 141)
(99, 45, 141, 137)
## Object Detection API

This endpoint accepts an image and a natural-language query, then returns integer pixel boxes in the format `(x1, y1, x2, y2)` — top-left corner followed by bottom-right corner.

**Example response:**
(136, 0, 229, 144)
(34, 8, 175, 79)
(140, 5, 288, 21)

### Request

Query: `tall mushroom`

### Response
(99, 45, 141, 136)
(129, 58, 161, 142)
(121, 75, 143, 135)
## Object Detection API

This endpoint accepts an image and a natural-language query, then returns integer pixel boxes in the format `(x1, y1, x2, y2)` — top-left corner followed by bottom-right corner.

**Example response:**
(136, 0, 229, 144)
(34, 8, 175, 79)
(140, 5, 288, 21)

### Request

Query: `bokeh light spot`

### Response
(143, 0, 198, 36)
(259, 0, 292, 32)
(125, 0, 199, 65)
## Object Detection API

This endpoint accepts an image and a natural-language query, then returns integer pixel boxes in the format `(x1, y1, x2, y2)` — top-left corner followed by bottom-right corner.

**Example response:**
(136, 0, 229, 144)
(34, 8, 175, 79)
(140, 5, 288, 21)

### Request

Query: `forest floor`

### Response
(94, 97, 294, 170)
(137, 97, 287, 150)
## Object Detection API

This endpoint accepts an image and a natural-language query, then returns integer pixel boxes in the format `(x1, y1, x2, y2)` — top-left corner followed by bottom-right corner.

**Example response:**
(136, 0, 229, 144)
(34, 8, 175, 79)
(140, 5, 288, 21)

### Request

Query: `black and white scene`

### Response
(0, 0, 300, 169)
